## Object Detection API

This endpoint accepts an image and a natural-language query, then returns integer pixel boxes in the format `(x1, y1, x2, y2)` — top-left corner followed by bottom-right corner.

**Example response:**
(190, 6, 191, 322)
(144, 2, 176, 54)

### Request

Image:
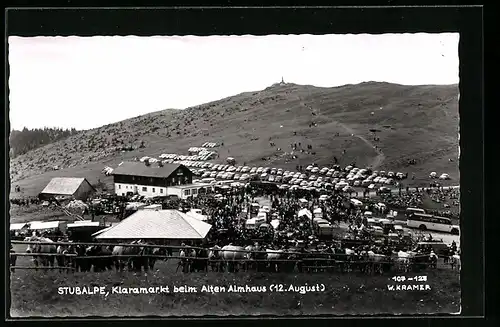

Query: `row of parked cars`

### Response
(138, 157, 408, 193)
(201, 142, 219, 148)
(305, 164, 408, 180)
(174, 163, 403, 193)
(156, 151, 217, 161)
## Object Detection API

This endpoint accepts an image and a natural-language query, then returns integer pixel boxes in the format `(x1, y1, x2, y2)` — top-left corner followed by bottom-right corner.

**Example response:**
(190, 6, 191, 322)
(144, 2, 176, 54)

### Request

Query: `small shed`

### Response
(40, 177, 95, 201)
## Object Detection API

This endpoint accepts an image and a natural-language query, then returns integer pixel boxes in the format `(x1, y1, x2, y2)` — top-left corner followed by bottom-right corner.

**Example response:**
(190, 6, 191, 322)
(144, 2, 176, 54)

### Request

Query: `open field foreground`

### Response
(10, 258, 460, 317)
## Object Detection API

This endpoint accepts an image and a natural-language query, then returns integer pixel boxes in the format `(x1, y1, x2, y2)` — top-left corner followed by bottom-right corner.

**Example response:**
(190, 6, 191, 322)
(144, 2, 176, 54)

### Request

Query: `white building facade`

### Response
(111, 161, 193, 198)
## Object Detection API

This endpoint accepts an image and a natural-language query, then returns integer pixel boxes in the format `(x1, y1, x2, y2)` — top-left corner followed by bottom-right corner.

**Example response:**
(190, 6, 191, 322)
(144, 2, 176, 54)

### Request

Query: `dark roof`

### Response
(111, 161, 185, 178)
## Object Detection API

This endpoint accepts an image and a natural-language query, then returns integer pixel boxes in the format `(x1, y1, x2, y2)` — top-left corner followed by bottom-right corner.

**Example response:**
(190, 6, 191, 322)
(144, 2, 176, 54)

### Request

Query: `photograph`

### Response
(8, 33, 461, 317)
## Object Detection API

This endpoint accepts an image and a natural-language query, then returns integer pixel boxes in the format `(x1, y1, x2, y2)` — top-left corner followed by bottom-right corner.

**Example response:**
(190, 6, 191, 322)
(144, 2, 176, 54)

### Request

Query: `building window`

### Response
(184, 189, 191, 196)
(192, 188, 198, 195)
(152, 188, 155, 193)
(118, 185, 121, 189)
(142, 187, 147, 192)
(160, 189, 163, 194)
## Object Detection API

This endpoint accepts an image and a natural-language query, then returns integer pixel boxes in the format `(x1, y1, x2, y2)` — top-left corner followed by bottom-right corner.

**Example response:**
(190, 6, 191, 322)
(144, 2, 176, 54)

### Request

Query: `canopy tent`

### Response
(270, 219, 280, 230)
(298, 208, 312, 219)
(95, 210, 212, 240)
(299, 198, 308, 204)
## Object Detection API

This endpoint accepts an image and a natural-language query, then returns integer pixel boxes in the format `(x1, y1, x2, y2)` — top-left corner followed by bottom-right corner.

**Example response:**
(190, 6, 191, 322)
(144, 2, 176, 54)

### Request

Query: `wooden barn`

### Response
(39, 177, 96, 201)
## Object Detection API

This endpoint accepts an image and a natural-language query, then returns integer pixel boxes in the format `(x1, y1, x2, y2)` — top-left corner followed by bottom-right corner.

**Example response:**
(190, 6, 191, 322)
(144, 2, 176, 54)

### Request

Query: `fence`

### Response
(10, 240, 446, 272)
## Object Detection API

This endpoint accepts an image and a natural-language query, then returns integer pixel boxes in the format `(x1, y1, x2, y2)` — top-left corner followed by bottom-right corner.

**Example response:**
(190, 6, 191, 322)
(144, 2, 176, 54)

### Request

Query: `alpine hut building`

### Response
(111, 160, 194, 198)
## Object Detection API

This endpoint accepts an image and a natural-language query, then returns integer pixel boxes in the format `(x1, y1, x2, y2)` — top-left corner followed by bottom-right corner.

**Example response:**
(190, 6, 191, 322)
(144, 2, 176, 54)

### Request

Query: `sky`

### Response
(8, 33, 459, 131)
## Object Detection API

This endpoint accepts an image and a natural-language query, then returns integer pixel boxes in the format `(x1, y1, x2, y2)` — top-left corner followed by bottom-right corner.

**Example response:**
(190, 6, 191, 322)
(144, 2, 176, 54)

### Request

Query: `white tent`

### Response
(270, 219, 280, 230)
(298, 208, 312, 219)
(299, 198, 308, 204)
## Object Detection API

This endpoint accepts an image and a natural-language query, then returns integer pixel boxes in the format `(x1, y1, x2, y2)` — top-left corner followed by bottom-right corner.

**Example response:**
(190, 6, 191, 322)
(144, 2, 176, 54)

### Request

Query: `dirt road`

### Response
(298, 95, 385, 170)
(336, 121, 385, 170)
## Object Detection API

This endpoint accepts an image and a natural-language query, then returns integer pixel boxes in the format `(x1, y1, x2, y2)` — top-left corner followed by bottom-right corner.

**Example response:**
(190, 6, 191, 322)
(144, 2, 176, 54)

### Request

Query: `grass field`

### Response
(9, 82, 459, 199)
(9, 244, 460, 317)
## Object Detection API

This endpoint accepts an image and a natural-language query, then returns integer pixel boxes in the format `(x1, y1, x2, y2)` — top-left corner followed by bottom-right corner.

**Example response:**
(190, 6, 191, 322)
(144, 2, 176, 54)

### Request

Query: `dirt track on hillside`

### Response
(299, 94, 385, 170)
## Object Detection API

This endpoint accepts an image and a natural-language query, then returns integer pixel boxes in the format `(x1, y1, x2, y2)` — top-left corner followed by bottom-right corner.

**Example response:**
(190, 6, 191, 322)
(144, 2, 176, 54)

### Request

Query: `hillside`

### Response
(9, 127, 79, 158)
(9, 82, 459, 197)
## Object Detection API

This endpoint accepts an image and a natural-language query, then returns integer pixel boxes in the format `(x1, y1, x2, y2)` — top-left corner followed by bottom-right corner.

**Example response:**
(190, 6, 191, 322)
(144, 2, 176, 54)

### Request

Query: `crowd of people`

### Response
(10, 169, 461, 250)
(10, 179, 464, 275)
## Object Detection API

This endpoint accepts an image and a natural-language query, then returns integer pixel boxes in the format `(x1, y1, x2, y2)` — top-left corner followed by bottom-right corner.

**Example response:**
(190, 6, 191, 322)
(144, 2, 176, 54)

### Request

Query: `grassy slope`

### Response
(9, 82, 459, 198)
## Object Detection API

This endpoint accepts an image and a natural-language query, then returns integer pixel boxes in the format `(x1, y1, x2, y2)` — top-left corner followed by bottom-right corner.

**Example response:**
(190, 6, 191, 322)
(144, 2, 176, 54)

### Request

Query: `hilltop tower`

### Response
(281, 76, 285, 84)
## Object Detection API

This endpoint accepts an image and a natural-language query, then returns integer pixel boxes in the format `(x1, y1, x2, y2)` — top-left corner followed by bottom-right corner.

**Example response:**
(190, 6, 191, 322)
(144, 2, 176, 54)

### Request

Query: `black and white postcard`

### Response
(7, 11, 470, 318)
